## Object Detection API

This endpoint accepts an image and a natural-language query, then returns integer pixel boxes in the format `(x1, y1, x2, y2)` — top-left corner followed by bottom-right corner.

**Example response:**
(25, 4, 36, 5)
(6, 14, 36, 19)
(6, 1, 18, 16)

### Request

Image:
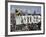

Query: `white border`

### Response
(8, 2, 43, 35)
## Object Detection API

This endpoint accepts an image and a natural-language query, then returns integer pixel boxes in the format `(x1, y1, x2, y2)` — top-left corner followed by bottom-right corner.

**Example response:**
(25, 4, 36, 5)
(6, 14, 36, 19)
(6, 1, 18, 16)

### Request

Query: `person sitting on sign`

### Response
(15, 9, 22, 16)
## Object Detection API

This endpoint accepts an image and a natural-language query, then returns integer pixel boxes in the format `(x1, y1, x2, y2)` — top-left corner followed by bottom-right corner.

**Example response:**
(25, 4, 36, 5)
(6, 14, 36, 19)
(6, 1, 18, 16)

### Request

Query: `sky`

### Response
(10, 5, 41, 14)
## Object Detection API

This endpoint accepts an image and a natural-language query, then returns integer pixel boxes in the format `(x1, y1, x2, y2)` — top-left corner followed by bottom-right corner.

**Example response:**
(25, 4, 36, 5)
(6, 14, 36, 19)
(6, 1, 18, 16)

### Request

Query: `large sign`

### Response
(16, 15, 41, 25)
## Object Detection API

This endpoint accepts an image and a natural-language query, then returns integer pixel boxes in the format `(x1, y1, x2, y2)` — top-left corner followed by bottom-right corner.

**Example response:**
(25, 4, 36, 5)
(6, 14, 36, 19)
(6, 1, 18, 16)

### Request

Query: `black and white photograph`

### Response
(8, 2, 45, 35)
(10, 5, 41, 31)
